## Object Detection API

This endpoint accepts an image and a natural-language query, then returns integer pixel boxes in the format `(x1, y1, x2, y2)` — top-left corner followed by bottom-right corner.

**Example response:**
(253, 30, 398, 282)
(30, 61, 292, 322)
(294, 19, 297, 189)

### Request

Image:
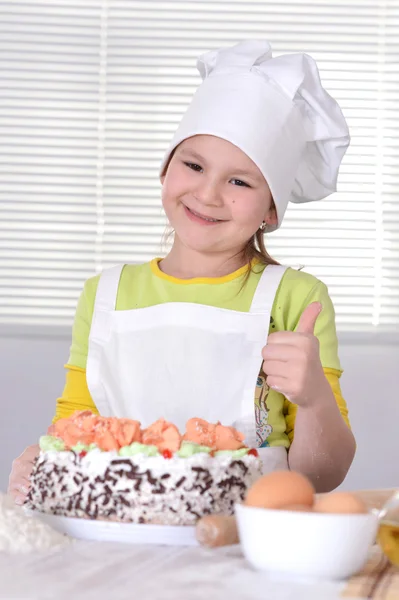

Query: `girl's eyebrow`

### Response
(179, 148, 259, 180)
(179, 148, 206, 163)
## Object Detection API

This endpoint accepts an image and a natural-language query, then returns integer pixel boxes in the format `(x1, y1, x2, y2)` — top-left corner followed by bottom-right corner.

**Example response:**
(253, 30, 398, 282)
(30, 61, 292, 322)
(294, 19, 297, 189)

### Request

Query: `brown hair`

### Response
(244, 228, 279, 267)
(240, 227, 279, 288)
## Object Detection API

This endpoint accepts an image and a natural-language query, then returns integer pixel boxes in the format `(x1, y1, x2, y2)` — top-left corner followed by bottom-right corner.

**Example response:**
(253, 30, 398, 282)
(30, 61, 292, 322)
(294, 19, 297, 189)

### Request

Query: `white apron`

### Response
(86, 263, 289, 474)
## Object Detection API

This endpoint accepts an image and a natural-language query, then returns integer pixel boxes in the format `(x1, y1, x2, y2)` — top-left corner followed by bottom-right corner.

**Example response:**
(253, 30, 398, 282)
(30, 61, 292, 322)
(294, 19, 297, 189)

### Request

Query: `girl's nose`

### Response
(195, 178, 223, 207)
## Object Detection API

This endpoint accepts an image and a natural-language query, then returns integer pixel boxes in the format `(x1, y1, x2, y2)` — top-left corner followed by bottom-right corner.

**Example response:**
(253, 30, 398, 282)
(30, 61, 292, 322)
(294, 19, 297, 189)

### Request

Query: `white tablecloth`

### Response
(0, 541, 362, 600)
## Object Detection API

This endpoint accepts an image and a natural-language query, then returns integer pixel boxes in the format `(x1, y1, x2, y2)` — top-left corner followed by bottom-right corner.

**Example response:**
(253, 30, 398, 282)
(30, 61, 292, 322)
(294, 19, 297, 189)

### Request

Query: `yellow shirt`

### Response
(55, 259, 350, 447)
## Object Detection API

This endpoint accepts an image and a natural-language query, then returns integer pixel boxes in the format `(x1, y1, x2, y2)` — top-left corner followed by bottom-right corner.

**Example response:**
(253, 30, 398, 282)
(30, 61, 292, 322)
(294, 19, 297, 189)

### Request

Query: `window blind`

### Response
(1, 0, 398, 335)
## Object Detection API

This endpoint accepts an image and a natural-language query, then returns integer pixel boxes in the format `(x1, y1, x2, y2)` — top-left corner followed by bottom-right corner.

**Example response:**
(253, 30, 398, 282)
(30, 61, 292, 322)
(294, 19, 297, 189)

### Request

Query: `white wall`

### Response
(336, 342, 399, 489)
(1, 333, 398, 492)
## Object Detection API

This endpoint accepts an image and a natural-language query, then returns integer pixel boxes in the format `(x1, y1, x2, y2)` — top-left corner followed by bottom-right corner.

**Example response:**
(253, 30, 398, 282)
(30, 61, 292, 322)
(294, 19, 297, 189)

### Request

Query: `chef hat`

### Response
(159, 40, 350, 230)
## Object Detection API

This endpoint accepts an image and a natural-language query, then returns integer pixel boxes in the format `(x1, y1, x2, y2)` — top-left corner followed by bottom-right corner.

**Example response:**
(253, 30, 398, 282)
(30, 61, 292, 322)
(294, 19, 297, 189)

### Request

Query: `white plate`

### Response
(27, 510, 199, 546)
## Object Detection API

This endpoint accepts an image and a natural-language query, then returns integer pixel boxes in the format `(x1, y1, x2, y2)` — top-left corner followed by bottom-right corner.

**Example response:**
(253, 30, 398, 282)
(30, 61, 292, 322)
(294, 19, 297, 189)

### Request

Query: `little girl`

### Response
(9, 40, 355, 503)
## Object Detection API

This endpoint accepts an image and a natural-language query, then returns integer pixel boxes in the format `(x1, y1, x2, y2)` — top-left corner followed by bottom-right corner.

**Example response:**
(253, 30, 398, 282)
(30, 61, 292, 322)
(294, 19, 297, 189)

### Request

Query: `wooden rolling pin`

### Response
(195, 489, 396, 548)
(196, 514, 238, 548)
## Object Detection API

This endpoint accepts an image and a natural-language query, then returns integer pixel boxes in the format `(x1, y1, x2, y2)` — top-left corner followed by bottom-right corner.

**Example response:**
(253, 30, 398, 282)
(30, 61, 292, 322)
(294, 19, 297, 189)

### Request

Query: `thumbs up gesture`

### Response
(261, 302, 328, 407)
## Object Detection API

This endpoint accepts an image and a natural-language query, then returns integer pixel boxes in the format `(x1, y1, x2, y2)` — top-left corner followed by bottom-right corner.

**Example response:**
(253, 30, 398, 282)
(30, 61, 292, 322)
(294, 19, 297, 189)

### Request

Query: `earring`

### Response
(259, 221, 267, 231)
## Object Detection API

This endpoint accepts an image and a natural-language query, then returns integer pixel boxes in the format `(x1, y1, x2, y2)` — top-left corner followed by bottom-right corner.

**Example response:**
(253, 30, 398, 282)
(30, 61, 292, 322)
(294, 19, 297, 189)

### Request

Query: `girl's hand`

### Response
(8, 444, 39, 505)
(261, 302, 329, 407)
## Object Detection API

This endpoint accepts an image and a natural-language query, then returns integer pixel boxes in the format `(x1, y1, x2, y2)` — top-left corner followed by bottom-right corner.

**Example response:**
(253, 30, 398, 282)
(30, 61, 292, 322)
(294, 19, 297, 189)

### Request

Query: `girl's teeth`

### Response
(190, 208, 219, 222)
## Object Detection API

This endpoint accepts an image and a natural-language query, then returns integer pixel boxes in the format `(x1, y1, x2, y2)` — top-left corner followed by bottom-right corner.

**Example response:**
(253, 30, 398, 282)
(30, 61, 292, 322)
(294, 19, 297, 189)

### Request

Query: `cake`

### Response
(26, 411, 262, 525)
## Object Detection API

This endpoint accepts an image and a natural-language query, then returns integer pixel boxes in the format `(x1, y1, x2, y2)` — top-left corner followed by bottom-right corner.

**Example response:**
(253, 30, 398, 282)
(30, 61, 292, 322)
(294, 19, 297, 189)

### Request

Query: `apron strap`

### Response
(86, 265, 125, 356)
(249, 264, 288, 315)
(236, 264, 289, 447)
(94, 264, 125, 311)
(87, 264, 125, 369)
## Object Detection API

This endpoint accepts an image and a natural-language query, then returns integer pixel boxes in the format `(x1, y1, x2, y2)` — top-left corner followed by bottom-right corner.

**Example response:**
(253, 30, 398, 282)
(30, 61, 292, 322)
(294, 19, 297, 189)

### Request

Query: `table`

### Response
(1, 488, 394, 600)
(0, 540, 352, 600)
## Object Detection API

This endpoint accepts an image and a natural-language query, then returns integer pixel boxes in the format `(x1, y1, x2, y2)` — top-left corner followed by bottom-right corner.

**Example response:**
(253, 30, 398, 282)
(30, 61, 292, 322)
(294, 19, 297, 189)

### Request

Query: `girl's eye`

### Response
(231, 178, 250, 188)
(183, 161, 202, 172)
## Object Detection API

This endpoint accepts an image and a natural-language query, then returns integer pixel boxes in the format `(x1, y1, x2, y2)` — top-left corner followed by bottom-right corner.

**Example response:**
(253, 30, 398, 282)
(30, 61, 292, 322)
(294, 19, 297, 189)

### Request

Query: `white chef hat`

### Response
(159, 40, 350, 231)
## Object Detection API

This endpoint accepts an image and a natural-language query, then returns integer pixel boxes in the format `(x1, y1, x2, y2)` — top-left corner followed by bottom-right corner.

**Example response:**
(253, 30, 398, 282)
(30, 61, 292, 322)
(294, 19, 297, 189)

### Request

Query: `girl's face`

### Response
(161, 135, 277, 256)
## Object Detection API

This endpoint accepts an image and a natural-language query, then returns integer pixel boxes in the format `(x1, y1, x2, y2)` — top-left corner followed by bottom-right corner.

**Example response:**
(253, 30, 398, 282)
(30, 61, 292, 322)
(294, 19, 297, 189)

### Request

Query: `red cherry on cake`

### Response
(248, 448, 259, 457)
(162, 449, 173, 459)
(79, 451, 87, 458)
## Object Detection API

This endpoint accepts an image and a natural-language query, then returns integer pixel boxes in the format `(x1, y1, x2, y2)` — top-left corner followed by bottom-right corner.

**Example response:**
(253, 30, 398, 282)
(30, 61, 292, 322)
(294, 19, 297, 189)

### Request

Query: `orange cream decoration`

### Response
(93, 417, 141, 451)
(49, 412, 246, 453)
(214, 422, 245, 450)
(141, 418, 182, 452)
(49, 411, 141, 451)
(183, 418, 216, 447)
(183, 418, 245, 451)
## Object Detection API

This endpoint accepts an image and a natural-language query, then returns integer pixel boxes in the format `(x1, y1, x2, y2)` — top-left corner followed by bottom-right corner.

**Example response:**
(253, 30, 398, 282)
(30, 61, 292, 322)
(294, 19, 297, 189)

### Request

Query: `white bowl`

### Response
(235, 503, 379, 581)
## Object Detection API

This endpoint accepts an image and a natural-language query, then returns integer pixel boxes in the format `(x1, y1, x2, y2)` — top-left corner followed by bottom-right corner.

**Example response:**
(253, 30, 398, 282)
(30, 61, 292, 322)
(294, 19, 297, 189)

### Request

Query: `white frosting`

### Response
(27, 450, 261, 526)
(42, 449, 256, 476)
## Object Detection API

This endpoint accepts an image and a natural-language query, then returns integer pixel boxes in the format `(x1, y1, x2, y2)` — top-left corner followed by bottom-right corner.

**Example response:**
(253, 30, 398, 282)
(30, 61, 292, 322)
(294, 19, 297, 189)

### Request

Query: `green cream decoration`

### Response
(39, 435, 66, 452)
(119, 442, 160, 457)
(177, 441, 212, 458)
(39, 435, 250, 459)
(214, 448, 250, 458)
(71, 442, 98, 453)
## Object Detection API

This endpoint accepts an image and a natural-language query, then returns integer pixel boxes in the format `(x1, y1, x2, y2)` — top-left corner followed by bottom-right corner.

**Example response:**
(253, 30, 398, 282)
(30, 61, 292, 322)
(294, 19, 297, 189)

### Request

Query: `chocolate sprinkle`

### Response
(26, 451, 261, 526)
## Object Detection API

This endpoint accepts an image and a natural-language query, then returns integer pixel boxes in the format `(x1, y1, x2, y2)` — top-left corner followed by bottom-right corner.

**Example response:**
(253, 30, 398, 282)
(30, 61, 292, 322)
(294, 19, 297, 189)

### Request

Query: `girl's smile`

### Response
(182, 203, 227, 226)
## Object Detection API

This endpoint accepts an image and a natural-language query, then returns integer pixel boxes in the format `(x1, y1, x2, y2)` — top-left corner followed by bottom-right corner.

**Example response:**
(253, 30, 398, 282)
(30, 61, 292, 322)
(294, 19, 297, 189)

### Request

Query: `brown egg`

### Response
(245, 471, 315, 510)
(314, 492, 368, 515)
(278, 504, 312, 512)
